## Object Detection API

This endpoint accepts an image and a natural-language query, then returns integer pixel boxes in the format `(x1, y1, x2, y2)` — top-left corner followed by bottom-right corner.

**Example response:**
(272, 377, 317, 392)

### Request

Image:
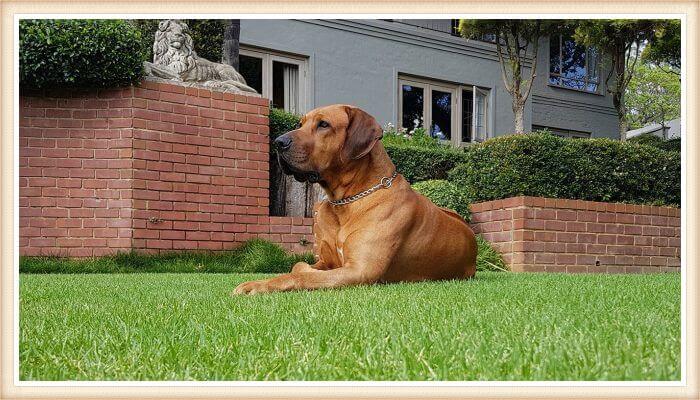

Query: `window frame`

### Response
(239, 46, 310, 113)
(532, 125, 592, 139)
(397, 75, 491, 147)
(548, 33, 602, 95)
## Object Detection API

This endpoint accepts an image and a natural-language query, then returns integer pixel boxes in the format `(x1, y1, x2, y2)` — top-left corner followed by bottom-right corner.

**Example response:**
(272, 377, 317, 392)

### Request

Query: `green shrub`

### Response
(384, 144, 468, 183)
(269, 107, 299, 140)
(476, 235, 508, 272)
(131, 19, 226, 63)
(661, 138, 682, 152)
(20, 19, 146, 89)
(628, 133, 681, 152)
(448, 133, 680, 206)
(412, 180, 471, 221)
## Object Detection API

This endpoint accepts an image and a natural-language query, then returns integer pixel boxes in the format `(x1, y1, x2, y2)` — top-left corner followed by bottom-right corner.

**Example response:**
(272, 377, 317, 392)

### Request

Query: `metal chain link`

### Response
(328, 170, 398, 207)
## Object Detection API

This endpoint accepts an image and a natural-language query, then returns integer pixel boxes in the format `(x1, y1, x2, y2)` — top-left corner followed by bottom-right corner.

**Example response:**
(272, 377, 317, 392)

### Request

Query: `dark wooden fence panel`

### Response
(269, 153, 324, 217)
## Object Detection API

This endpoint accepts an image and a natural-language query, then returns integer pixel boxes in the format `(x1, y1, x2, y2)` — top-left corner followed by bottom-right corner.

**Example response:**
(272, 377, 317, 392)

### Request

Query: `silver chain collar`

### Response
(327, 170, 399, 206)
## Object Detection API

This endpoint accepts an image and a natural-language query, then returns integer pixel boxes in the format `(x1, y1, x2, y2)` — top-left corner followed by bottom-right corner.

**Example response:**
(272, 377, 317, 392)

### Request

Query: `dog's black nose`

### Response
(274, 134, 293, 152)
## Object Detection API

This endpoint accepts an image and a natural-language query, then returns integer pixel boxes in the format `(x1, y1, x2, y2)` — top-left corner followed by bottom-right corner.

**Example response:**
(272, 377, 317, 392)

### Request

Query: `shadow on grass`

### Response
(20, 239, 314, 274)
(21, 237, 509, 274)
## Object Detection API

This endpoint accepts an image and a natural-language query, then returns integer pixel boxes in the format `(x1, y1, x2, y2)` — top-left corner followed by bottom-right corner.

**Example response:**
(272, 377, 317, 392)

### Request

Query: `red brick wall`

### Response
(20, 81, 313, 257)
(470, 196, 681, 273)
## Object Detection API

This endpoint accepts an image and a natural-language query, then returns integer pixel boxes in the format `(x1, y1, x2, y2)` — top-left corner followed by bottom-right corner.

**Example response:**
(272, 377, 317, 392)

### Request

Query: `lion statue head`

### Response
(152, 19, 196, 74)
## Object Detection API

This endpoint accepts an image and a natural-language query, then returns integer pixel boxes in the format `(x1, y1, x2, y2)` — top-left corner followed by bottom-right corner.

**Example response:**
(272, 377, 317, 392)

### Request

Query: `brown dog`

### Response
(233, 105, 477, 295)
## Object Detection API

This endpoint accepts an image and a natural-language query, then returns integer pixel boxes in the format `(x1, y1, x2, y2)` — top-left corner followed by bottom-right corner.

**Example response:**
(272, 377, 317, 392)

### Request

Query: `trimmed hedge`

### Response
(628, 133, 681, 152)
(449, 133, 680, 206)
(385, 144, 468, 183)
(269, 107, 299, 140)
(411, 180, 471, 221)
(20, 19, 146, 89)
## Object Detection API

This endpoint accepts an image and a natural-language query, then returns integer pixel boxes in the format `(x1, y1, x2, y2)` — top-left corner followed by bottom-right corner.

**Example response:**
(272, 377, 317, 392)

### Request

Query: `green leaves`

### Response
(625, 63, 680, 130)
(448, 132, 680, 207)
(20, 19, 146, 89)
(412, 180, 471, 221)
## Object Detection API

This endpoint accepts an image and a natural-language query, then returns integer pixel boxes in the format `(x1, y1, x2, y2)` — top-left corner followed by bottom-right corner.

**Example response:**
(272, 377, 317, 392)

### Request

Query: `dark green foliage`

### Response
(661, 138, 682, 152)
(131, 19, 225, 63)
(448, 133, 680, 206)
(20, 19, 146, 89)
(411, 180, 471, 222)
(19, 239, 313, 274)
(628, 133, 681, 152)
(384, 143, 468, 183)
(269, 107, 299, 140)
(642, 19, 681, 70)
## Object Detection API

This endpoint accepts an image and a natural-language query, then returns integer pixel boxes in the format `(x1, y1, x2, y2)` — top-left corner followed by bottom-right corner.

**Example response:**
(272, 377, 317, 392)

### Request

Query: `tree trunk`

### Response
(513, 101, 525, 134)
(618, 114, 628, 141)
(222, 20, 241, 70)
(612, 90, 627, 141)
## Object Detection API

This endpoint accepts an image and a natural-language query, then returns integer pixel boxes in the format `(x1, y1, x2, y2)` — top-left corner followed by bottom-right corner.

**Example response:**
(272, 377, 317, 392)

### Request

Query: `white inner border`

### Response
(13, 13, 687, 388)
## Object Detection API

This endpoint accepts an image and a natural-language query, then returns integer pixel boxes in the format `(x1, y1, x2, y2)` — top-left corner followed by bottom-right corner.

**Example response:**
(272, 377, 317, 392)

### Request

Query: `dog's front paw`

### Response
(231, 279, 270, 296)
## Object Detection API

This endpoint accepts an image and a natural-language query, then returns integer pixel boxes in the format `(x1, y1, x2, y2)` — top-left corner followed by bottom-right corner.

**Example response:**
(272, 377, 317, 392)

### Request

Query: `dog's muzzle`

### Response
(276, 153, 321, 183)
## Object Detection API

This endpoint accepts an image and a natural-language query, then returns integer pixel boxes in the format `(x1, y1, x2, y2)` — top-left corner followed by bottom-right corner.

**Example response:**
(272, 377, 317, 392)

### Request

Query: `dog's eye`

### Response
(296, 121, 302, 129)
(318, 121, 330, 129)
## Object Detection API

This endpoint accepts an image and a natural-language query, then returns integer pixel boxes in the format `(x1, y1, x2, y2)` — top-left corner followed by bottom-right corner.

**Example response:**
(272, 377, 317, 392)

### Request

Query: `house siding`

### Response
(239, 19, 617, 138)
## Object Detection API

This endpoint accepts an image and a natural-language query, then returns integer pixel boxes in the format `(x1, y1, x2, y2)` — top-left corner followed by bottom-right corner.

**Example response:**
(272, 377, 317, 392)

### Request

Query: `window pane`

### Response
(431, 90, 452, 140)
(561, 37, 586, 80)
(561, 78, 585, 90)
(475, 89, 488, 141)
(549, 35, 560, 74)
(401, 84, 424, 130)
(462, 89, 473, 143)
(239, 55, 263, 94)
(272, 61, 299, 113)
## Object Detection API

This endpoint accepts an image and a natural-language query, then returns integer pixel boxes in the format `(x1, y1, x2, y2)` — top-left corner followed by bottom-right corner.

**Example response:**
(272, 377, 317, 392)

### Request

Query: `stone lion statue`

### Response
(143, 19, 257, 94)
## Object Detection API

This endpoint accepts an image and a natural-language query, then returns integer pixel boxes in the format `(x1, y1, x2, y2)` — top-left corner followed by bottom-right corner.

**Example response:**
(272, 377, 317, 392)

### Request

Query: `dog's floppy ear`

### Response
(342, 106, 383, 162)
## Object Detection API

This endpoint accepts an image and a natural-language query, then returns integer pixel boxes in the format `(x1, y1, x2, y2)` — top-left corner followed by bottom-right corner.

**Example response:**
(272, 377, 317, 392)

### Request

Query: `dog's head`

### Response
(274, 105, 383, 184)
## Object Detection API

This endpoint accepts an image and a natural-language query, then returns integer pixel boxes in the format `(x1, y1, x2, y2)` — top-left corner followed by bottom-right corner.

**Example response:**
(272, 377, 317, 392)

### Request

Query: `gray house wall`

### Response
(239, 19, 618, 139)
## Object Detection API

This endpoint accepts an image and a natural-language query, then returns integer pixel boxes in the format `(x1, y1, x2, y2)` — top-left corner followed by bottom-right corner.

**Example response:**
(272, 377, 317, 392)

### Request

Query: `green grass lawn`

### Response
(20, 271, 680, 381)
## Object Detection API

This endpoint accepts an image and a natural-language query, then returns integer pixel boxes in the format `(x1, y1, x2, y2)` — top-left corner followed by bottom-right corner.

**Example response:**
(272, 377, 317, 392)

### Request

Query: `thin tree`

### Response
(458, 20, 561, 134)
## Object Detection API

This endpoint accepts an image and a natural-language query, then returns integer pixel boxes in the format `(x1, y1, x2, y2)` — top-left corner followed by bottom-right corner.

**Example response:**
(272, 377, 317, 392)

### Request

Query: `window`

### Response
(450, 19, 460, 37)
(532, 125, 591, 139)
(549, 33, 600, 93)
(398, 76, 490, 145)
(239, 47, 308, 114)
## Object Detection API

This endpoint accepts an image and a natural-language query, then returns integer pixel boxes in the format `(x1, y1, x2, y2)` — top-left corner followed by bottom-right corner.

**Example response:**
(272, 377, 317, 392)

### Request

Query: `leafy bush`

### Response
(20, 19, 146, 89)
(19, 238, 313, 274)
(131, 19, 225, 63)
(476, 236, 508, 272)
(448, 133, 680, 206)
(628, 133, 681, 152)
(412, 180, 471, 221)
(269, 107, 299, 140)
